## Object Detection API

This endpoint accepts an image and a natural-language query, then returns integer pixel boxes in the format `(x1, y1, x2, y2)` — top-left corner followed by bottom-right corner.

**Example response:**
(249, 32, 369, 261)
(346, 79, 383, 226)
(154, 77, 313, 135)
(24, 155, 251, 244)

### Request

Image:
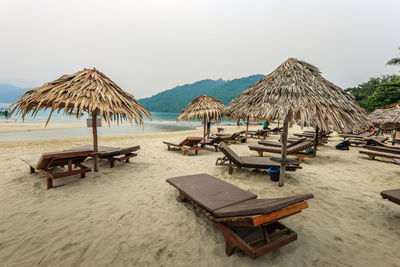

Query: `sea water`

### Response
(0, 103, 237, 141)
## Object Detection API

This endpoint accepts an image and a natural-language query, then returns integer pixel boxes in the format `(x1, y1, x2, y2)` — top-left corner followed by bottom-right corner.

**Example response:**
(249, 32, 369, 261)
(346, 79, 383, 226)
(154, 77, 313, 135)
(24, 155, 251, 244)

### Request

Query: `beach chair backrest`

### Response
(37, 150, 92, 169)
(369, 138, 387, 147)
(219, 143, 243, 166)
(184, 137, 204, 147)
(209, 136, 224, 144)
(287, 141, 313, 153)
(359, 132, 373, 138)
(100, 146, 140, 157)
(287, 138, 307, 148)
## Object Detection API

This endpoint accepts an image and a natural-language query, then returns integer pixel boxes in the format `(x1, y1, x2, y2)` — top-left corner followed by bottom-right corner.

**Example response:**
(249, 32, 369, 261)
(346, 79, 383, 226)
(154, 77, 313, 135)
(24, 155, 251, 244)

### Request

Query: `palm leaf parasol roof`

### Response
(8, 68, 151, 125)
(177, 95, 226, 121)
(225, 58, 369, 132)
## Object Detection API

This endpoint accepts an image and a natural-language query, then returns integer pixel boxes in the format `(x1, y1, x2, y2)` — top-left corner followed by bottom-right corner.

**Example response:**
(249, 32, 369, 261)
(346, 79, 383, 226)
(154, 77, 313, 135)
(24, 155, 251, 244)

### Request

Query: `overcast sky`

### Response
(1, 0, 400, 99)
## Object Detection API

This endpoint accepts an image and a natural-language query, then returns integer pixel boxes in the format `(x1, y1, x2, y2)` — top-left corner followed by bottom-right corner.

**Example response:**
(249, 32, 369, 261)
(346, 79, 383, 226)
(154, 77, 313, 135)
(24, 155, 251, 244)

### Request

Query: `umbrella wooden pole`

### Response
(393, 130, 397, 145)
(246, 116, 249, 140)
(92, 112, 99, 172)
(313, 125, 319, 157)
(279, 115, 289, 187)
(203, 117, 206, 139)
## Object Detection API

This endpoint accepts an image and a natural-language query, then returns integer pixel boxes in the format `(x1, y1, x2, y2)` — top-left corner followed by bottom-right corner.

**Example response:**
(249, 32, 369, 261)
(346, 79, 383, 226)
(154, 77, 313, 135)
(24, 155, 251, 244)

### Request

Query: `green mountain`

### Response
(138, 74, 263, 113)
(0, 84, 28, 103)
(345, 74, 400, 112)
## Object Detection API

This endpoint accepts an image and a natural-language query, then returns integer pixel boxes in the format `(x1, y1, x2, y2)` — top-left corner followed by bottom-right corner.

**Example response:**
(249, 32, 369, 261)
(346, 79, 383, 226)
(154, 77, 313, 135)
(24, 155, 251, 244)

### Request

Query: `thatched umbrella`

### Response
(177, 95, 226, 138)
(225, 58, 369, 186)
(8, 68, 151, 171)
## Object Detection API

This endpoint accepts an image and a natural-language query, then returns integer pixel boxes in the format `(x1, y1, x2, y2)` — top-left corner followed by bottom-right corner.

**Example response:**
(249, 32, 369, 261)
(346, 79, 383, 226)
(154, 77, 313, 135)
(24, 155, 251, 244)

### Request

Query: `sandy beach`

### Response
(0, 124, 399, 266)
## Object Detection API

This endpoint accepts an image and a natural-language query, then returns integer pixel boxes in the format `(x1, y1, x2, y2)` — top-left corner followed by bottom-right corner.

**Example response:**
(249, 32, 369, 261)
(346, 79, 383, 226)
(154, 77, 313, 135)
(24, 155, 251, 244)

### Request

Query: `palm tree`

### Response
(387, 47, 400, 65)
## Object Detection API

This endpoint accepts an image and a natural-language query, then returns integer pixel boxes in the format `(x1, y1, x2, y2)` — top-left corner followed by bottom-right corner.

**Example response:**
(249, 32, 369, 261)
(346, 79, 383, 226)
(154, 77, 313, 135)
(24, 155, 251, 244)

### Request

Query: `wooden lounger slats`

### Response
(362, 145, 400, 155)
(349, 137, 388, 147)
(340, 132, 373, 139)
(249, 141, 314, 163)
(99, 146, 140, 168)
(359, 149, 400, 162)
(65, 145, 140, 168)
(381, 189, 400, 205)
(166, 173, 313, 259)
(258, 138, 307, 148)
(200, 136, 227, 151)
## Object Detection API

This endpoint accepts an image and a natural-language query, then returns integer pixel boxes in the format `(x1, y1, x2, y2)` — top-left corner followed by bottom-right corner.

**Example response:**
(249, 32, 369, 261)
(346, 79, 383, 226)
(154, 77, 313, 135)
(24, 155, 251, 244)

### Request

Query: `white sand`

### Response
(0, 125, 399, 266)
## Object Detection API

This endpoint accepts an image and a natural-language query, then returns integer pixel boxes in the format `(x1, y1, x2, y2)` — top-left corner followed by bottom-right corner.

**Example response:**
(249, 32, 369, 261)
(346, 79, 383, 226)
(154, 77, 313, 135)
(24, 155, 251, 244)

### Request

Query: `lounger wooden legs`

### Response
(42, 163, 91, 190)
(368, 155, 375, 160)
(104, 153, 137, 168)
(214, 221, 297, 259)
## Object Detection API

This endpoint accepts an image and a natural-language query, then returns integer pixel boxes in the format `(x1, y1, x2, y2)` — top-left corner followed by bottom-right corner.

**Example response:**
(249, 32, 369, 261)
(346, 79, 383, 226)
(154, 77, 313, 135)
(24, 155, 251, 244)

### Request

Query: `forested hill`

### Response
(138, 74, 263, 113)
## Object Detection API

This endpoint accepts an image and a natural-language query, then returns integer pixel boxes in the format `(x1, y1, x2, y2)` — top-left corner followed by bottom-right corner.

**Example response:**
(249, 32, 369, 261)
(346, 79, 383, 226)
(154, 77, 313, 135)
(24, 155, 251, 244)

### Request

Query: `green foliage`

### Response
(363, 81, 400, 112)
(345, 75, 400, 112)
(138, 75, 264, 112)
(386, 47, 400, 65)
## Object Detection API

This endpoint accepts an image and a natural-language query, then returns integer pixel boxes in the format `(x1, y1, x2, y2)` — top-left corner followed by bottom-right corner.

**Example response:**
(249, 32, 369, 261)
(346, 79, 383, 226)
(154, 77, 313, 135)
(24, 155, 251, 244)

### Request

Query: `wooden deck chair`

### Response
(288, 136, 327, 146)
(248, 129, 270, 139)
(258, 138, 307, 148)
(359, 149, 400, 163)
(224, 131, 246, 144)
(99, 146, 140, 168)
(163, 137, 204, 155)
(249, 141, 314, 164)
(200, 136, 227, 152)
(166, 173, 313, 259)
(349, 136, 388, 147)
(20, 150, 92, 189)
(339, 132, 373, 140)
(216, 143, 301, 174)
(66, 145, 140, 168)
(361, 144, 400, 155)
(381, 189, 400, 205)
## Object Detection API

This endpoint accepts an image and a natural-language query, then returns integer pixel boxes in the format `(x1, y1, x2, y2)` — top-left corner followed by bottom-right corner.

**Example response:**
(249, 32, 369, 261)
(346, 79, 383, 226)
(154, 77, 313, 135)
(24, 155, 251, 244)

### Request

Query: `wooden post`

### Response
(245, 116, 249, 140)
(392, 130, 397, 146)
(313, 125, 319, 157)
(92, 112, 99, 172)
(279, 115, 289, 187)
(203, 117, 206, 139)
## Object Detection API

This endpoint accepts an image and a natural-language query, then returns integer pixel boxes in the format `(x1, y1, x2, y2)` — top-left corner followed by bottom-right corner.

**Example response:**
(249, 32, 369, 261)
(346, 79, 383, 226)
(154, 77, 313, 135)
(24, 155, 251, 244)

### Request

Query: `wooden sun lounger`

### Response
(248, 129, 270, 139)
(340, 132, 373, 140)
(349, 136, 388, 147)
(359, 149, 400, 163)
(288, 136, 327, 146)
(216, 143, 301, 174)
(381, 189, 400, 205)
(258, 138, 307, 148)
(166, 173, 314, 259)
(163, 137, 204, 155)
(249, 141, 314, 164)
(20, 150, 92, 189)
(362, 145, 400, 155)
(98, 146, 140, 167)
(66, 145, 140, 168)
(200, 136, 227, 152)
(293, 132, 330, 141)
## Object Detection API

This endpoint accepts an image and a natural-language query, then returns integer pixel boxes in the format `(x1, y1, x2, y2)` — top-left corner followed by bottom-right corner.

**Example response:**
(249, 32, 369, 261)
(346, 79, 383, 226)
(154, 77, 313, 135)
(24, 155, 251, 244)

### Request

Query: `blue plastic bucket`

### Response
(267, 167, 280, 182)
